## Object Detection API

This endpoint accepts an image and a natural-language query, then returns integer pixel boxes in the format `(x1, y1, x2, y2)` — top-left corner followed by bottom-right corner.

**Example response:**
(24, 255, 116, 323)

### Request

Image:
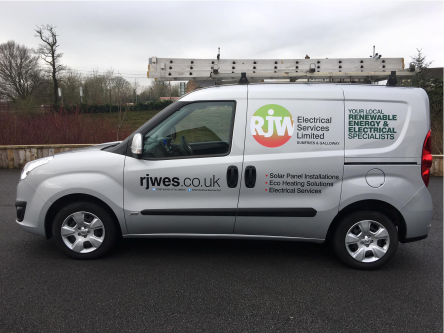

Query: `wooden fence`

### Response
(431, 155, 443, 176)
(0, 101, 11, 112)
(0, 145, 443, 176)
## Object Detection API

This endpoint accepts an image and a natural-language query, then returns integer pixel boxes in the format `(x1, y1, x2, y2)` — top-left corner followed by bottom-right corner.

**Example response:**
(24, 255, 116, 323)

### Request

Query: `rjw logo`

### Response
(250, 104, 294, 147)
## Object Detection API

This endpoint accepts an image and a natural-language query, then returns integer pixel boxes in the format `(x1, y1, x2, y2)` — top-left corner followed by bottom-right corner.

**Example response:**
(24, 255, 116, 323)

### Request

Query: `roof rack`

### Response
(147, 57, 418, 86)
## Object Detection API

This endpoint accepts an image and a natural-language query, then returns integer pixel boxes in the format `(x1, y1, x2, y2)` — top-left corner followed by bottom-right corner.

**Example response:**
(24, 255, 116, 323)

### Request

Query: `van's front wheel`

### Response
(332, 211, 398, 270)
(52, 202, 118, 259)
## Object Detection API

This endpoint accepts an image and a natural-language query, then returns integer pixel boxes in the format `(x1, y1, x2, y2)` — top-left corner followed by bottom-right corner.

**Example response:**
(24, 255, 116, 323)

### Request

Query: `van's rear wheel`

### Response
(332, 211, 398, 270)
(52, 202, 118, 259)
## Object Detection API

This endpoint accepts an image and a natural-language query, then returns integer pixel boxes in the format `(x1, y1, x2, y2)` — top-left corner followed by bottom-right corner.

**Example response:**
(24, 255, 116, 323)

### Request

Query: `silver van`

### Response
(15, 83, 434, 269)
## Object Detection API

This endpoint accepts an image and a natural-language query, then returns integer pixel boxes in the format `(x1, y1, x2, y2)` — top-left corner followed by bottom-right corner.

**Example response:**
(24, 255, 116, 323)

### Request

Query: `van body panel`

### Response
(16, 179, 48, 236)
(342, 86, 430, 159)
(339, 165, 425, 211)
(123, 156, 244, 234)
(23, 150, 127, 235)
(235, 84, 345, 239)
(400, 185, 433, 238)
(180, 84, 247, 103)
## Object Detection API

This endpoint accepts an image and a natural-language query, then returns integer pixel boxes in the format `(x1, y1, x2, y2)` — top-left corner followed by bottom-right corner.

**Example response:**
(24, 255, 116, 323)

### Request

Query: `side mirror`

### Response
(131, 133, 143, 159)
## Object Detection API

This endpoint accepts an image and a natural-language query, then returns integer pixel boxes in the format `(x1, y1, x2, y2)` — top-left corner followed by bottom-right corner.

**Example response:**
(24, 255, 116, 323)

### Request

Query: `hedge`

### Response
(53, 100, 175, 114)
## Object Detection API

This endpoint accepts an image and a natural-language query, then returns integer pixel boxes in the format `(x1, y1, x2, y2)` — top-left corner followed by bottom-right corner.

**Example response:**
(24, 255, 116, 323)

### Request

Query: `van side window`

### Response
(142, 101, 235, 159)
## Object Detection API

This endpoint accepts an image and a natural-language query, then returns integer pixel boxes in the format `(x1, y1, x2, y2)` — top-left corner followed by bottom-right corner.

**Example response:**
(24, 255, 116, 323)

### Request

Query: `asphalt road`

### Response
(0, 169, 442, 332)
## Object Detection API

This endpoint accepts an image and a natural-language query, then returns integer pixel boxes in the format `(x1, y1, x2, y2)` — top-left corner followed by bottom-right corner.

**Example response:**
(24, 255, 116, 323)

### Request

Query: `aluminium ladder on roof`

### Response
(147, 57, 418, 84)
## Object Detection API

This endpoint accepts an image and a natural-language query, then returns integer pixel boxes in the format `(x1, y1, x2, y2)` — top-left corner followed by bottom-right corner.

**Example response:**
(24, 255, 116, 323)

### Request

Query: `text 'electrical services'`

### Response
(296, 116, 332, 140)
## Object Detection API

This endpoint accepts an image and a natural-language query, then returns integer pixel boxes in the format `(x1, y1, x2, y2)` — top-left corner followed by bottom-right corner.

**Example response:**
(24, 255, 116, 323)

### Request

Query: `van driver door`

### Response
(123, 88, 247, 235)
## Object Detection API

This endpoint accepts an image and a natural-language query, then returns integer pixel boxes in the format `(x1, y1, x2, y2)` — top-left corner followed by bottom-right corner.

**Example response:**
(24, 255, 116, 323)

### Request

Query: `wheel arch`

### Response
(326, 199, 407, 243)
(44, 193, 123, 239)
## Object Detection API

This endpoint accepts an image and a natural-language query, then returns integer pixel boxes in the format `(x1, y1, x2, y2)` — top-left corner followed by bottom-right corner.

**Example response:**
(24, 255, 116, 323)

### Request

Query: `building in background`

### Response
(423, 67, 443, 79)
(160, 97, 180, 101)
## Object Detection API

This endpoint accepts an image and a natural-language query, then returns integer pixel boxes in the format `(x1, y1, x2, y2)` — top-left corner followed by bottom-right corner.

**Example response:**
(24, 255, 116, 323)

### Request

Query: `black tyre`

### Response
(332, 211, 398, 270)
(52, 201, 118, 259)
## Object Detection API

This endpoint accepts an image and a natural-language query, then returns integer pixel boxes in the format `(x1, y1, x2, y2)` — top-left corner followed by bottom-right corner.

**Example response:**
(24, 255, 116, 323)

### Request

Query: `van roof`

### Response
(179, 82, 424, 103)
(181, 82, 418, 97)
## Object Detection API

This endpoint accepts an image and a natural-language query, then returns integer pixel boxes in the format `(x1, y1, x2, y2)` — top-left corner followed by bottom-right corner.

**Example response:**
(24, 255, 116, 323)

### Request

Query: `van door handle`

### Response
(226, 165, 239, 188)
(245, 166, 256, 188)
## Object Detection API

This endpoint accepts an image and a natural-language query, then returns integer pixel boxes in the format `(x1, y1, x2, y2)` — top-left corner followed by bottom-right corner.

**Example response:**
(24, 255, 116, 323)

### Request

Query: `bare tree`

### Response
(104, 69, 115, 105)
(83, 70, 106, 104)
(170, 83, 180, 97)
(0, 41, 42, 102)
(132, 79, 140, 103)
(148, 81, 169, 101)
(138, 85, 151, 103)
(77, 70, 133, 106)
(35, 24, 65, 105)
(113, 75, 131, 140)
(60, 69, 83, 104)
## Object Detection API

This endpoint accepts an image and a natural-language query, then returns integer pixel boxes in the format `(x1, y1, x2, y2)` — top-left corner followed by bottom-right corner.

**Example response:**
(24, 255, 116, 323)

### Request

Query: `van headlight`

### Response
(20, 156, 53, 180)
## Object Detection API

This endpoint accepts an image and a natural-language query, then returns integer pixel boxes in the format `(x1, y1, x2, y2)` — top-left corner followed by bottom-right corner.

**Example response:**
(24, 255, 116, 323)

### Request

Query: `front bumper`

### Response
(15, 179, 49, 237)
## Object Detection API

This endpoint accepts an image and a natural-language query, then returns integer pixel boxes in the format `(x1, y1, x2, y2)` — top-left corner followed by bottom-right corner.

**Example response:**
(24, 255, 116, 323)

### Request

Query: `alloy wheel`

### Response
(345, 220, 390, 263)
(60, 211, 105, 253)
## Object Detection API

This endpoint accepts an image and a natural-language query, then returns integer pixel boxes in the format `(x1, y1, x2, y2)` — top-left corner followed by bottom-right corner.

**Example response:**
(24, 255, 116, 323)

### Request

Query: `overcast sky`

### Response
(0, 1, 442, 87)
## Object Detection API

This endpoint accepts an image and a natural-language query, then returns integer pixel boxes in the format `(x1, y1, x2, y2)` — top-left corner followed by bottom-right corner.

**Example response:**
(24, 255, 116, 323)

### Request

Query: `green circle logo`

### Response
(250, 104, 294, 148)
